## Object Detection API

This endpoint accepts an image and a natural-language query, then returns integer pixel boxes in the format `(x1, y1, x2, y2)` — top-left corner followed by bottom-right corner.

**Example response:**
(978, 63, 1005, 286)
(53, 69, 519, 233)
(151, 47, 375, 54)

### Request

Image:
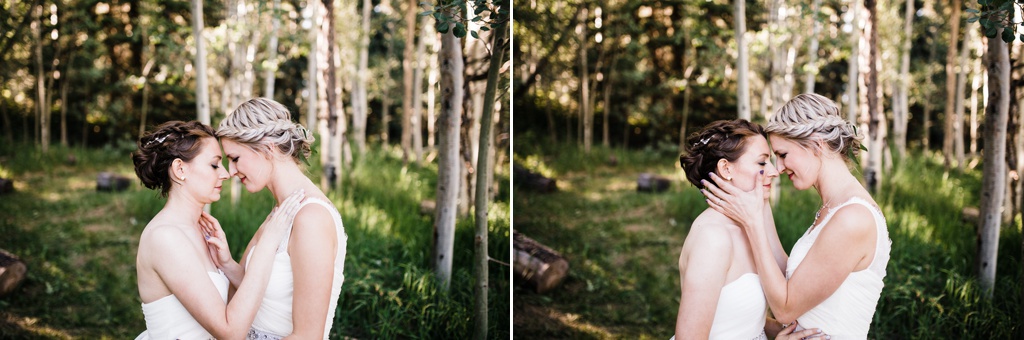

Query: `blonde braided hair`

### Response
(217, 98, 314, 163)
(765, 93, 862, 161)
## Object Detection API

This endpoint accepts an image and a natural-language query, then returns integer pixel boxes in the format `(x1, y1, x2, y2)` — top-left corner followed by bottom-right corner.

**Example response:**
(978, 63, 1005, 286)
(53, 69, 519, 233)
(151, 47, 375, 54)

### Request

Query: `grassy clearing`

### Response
(512, 138, 1022, 339)
(0, 141, 510, 339)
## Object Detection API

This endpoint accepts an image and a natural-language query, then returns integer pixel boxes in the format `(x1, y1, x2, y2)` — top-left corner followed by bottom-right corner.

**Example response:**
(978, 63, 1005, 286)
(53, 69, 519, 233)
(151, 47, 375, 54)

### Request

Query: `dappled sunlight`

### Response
(887, 205, 936, 245)
(1, 314, 74, 340)
(603, 176, 638, 192)
(514, 153, 557, 178)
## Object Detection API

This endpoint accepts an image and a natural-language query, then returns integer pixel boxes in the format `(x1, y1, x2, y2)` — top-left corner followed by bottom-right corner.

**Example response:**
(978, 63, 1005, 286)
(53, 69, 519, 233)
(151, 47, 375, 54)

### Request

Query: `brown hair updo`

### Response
(216, 98, 314, 163)
(132, 120, 216, 197)
(679, 119, 765, 189)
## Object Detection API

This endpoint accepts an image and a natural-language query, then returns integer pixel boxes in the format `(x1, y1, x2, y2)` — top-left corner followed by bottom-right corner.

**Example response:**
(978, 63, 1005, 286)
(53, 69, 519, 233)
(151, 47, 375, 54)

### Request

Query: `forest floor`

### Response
(512, 140, 1023, 339)
(0, 142, 511, 339)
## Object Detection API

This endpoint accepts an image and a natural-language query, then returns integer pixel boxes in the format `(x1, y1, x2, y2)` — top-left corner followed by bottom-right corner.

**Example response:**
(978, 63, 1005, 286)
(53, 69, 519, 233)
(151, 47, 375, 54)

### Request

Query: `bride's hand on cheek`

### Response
(701, 171, 766, 229)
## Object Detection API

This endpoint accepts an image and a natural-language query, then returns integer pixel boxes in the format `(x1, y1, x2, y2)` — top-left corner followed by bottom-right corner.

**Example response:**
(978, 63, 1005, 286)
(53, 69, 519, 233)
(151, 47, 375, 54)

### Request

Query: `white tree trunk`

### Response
(410, 14, 429, 163)
(970, 52, 981, 156)
(954, 20, 970, 171)
(306, 1, 319, 130)
(34, 4, 48, 152)
(845, 0, 860, 125)
(893, 0, 913, 157)
(401, 0, 416, 162)
(578, 8, 592, 151)
(351, 0, 371, 153)
(192, 0, 210, 125)
(942, 0, 962, 169)
(735, 0, 750, 120)
(803, 0, 822, 94)
(434, 23, 464, 291)
(427, 29, 438, 149)
(264, 0, 281, 99)
(977, 28, 1009, 298)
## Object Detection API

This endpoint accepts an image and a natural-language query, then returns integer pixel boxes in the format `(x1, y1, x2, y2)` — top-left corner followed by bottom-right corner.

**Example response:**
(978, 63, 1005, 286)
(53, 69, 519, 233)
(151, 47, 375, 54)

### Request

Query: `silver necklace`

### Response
(814, 198, 834, 222)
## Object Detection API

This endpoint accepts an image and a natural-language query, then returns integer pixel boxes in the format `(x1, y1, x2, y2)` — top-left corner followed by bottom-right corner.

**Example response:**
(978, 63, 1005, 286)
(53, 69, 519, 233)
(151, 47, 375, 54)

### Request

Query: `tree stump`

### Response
(513, 164, 557, 193)
(513, 232, 569, 294)
(0, 249, 26, 297)
(96, 172, 130, 192)
(637, 173, 670, 192)
(420, 200, 436, 215)
(0, 178, 13, 195)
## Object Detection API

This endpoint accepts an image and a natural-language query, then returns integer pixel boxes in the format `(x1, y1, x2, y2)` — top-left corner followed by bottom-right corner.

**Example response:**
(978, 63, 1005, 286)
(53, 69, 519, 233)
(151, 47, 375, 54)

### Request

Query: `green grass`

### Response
(0, 141, 510, 339)
(513, 138, 1022, 339)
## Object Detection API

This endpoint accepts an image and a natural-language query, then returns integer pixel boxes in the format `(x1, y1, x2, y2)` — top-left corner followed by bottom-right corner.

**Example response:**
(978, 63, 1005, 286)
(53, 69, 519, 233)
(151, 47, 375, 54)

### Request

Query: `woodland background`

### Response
(0, 0, 511, 338)
(513, 0, 1024, 337)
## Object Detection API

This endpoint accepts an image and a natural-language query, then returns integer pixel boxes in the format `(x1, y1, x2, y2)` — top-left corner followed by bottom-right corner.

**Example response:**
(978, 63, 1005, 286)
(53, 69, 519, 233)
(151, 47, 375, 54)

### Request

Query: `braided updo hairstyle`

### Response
(766, 93, 863, 162)
(132, 121, 216, 197)
(679, 119, 765, 189)
(216, 98, 314, 163)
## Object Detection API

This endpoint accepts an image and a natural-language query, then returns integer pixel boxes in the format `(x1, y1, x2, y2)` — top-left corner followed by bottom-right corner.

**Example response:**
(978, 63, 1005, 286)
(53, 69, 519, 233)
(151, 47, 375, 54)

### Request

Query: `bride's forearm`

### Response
(220, 260, 245, 288)
(744, 219, 795, 323)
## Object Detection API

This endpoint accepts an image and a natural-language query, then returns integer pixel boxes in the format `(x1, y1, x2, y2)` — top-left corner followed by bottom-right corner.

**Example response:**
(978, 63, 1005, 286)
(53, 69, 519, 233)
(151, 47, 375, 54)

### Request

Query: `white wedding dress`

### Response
(709, 273, 769, 339)
(786, 196, 891, 339)
(670, 272, 768, 340)
(245, 198, 347, 340)
(136, 270, 229, 340)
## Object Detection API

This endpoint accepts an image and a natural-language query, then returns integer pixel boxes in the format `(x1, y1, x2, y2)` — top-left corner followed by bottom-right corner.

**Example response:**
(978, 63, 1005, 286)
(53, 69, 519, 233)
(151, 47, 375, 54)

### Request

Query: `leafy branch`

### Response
(966, 0, 1024, 42)
(419, 0, 509, 39)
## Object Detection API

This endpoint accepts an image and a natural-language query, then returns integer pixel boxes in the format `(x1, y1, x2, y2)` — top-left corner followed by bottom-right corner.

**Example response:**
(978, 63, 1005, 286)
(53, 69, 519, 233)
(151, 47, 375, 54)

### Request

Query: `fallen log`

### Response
(514, 232, 569, 294)
(0, 249, 26, 297)
(97, 172, 130, 192)
(0, 178, 12, 195)
(637, 173, 670, 192)
(513, 164, 557, 193)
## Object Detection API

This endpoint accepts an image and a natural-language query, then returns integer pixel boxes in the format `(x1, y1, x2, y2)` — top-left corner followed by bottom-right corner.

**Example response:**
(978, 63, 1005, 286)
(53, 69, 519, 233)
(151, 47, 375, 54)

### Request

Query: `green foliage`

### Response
(513, 141, 1023, 338)
(966, 0, 1023, 42)
(0, 142, 510, 339)
(420, 0, 508, 39)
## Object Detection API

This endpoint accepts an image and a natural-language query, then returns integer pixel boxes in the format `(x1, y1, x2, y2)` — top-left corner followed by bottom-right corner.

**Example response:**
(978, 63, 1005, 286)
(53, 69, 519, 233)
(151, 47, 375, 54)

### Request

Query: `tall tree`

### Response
(263, 0, 282, 98)
(352, 0, 371, 153)
(977, 25, 1009, 298)
(474, 15, 508, 340)
(954, 20, 972, 171)
(192, 0, 211, 124)
(735, 0, 750, 120)
(34, 2, 47, 152)
(319, 0, 343, 191)
(863, 0, 883, 193)
(434, 2, 464, 291)
(846, 0, 860, 125)
(803, 0, 822, 93)
(942, 0, 962, 169)
(892, 0, 913, 157)
(402, 0, 417, 163)
(578, 8, 592, 152)
(306, 0, 320, 131)
(411, 11, 428, 163)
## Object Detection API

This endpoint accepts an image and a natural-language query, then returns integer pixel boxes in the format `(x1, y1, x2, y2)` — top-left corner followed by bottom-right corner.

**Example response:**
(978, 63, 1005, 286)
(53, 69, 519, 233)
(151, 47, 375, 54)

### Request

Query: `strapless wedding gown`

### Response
(787, 197, 891, 339)
(710, 273, 769, 339)
(670, 272, 768, 340)
(245, 198, 347, 340)
(136, 270, 229, 340)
